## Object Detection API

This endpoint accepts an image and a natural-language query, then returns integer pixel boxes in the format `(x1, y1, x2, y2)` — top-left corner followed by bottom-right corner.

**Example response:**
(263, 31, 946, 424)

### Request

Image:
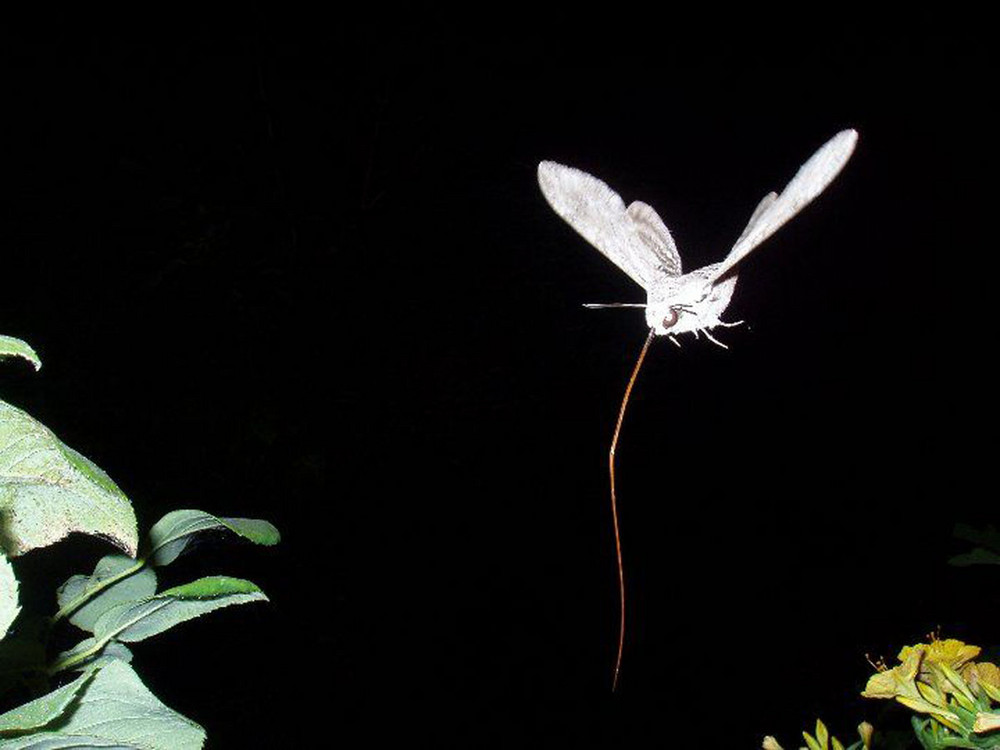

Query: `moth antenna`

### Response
(583, 303, 647, 309)
(608, 326, 656, 692)
(717, 319, 744, 328)
(702, 328, 729, 349)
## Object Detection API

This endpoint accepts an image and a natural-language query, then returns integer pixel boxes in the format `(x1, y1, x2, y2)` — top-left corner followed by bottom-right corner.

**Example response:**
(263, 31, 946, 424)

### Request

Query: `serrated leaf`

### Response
(0, 670, 93, 734)
(146, 510, 280, 567)
(0, 553, 19, 640)
(0, 660, 205, 749)
(0, 338, 40, 372)
(56, 555, 154, 632)
(0, 401, 137, 557)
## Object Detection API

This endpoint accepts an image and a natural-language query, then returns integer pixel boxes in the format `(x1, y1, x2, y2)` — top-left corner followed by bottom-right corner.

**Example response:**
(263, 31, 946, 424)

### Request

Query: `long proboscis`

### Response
(609, 326, 656, 691)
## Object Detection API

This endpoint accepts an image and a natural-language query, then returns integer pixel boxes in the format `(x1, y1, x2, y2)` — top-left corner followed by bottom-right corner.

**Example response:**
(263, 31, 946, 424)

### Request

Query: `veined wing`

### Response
(538, 161, 682, 290)
(711, 129, 858, 282)
(625, 201, 682, 276)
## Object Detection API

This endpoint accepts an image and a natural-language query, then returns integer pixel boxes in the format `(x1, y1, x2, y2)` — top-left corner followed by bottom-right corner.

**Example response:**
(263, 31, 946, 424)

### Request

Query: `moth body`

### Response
(644, 263, 736, 337)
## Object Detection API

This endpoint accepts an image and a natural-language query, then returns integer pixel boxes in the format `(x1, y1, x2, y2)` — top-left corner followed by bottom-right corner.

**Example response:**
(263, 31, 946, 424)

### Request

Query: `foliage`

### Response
(1, 335, 280, 748)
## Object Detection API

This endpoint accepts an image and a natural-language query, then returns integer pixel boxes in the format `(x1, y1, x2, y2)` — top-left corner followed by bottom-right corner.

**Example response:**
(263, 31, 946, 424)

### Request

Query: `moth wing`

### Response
(733, 191, 778, 246)
(538, 161, 676, 290)
(625, 201, 683, 277)
(712, 129, 858, 281)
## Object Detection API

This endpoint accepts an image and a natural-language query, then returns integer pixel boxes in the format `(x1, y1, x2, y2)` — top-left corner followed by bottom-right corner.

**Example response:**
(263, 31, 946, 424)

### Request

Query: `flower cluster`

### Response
(861, 638, 1000, 746)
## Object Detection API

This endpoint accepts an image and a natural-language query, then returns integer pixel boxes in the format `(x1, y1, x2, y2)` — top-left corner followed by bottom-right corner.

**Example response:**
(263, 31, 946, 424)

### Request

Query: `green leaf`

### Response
(954, 524, 1000, 553)
(52, 636, 132, 671)
(0, 338, 40, 372)
(0, 553, 19, 640)
(55, 555, 154, 632)
(0, 670, 93, 734)
(815, 719, 829, 748)
(0, 401, 138, 557)
(105, 576, 266, 643)
(949, 548, 1000, 567)
(0, 661, 205, 749)
(59, 640, 133, 672)
(146, 509, 280, 567)
(53, 577, 266, 672)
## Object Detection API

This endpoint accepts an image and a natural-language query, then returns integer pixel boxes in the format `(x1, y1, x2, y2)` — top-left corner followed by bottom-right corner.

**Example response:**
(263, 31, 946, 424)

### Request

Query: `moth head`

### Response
(646, 303, 685, 335)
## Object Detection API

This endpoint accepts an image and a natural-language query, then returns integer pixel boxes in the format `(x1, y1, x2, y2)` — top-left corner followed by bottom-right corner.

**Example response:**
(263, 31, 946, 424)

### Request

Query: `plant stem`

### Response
(48, 635, 112, 674)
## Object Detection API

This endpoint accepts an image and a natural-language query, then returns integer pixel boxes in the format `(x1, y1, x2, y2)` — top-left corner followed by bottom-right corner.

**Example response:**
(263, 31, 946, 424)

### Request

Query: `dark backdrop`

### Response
(3, 9, 995, 747)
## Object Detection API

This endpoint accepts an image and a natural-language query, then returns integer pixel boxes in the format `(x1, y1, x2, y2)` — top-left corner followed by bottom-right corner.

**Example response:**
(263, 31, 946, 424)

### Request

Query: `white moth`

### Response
(537, 129, 858, 347)
(537, 130, 858, 691)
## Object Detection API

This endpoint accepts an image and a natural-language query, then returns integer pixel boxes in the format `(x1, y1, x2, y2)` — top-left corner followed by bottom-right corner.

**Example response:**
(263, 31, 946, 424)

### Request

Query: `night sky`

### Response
(3, 9, 995, 747)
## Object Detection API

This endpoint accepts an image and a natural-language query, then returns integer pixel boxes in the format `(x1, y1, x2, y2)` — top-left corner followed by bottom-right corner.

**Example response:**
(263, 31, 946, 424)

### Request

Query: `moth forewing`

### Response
(536, 161, 677, 291)
(735, 191, 779, 246)
(711, 129, 858, 282)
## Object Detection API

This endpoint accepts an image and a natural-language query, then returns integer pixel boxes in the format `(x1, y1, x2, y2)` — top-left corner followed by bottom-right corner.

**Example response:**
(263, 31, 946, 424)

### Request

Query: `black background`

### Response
(3, 8, 996, 747)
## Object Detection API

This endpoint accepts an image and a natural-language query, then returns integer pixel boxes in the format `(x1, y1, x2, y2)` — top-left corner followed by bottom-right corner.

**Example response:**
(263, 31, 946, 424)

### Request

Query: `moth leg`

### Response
(668, 334, 681, 348)
(702, 328, 729, 349)
(691, 328, 700, 339)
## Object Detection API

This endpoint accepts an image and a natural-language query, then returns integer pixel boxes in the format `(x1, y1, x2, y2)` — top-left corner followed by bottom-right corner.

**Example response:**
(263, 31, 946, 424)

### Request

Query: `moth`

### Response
(537, 129, 858, 347)
(537, 130, 858, 691)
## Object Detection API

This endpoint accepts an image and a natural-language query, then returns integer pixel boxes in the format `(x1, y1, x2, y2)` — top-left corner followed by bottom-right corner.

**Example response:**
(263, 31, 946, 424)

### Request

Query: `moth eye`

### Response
(661, 308, 679, 329)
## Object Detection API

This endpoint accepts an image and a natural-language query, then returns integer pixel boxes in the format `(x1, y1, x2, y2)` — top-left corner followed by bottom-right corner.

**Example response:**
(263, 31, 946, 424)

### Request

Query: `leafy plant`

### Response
(1, 335, 280, 748)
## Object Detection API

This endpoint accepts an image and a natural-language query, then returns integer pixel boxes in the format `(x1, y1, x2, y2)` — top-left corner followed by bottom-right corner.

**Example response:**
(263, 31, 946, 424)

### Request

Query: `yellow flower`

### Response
(861, 645, 962, 730)
(899, 638, 980, 677)
(862, 643, 923, 699)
